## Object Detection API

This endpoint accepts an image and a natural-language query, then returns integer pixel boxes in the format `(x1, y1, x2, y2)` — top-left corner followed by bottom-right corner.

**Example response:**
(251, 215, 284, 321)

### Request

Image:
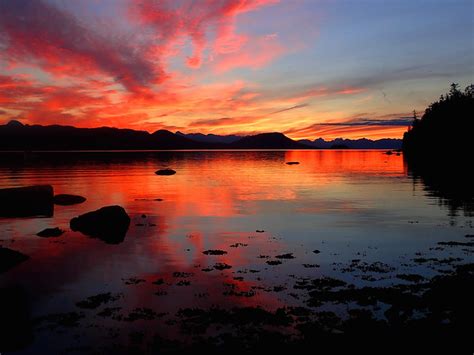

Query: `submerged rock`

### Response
(36, 227, 64, 238)
(76, 292, 122, 309)
(275, 253, 295, 259)
(0, 247, 29, 273)
(155, 169, 176, 176)
(53, 194, 86, 206)
(203, 249, 227, 255)
(0, 185, 53, 218)
(214, 263, 232, 270)
(266, 260, 282, 266)
(70, 205, 130, 244)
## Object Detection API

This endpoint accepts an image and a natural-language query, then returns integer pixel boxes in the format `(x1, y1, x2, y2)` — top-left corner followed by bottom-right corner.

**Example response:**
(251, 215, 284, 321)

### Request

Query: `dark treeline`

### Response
(403, 83, 474, 216)
(402, 83, 474, 159)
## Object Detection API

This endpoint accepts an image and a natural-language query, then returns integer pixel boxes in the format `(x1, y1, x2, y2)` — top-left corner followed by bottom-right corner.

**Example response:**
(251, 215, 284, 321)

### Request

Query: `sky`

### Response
(0, 0, 473, 140)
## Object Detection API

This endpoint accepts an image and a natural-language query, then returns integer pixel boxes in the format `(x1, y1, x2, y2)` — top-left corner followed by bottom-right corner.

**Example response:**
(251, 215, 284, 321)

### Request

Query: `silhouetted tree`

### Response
(403, 83, 474, 216)
(402, 83, 474, 159)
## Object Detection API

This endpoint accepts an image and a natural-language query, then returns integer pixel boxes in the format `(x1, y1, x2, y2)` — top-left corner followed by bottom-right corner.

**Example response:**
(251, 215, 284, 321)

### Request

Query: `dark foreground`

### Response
(2, 238, 472, 353)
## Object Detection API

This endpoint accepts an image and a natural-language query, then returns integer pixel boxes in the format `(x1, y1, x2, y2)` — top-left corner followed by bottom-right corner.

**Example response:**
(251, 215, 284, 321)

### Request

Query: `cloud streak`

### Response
(269, 103, 309, 115)
(312, 118, 413, 127)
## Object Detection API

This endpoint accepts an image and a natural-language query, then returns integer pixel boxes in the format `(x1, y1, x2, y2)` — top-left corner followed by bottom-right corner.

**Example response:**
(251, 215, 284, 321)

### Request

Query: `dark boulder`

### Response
(155, 168, 176, 176)
(54, 194, 86, 206)
(36, 227, 64, 238)
(0, 247, 29, 273)
(0, 185, 53, 218)
(70, 206, 130, 244)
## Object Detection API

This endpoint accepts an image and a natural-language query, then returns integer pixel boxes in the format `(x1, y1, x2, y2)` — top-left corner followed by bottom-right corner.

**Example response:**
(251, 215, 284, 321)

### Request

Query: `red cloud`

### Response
(130, 0, 282, 70)
(284, 122, 408, 140)
(0, 0, 162, 92)
(1, 1, 401, 142)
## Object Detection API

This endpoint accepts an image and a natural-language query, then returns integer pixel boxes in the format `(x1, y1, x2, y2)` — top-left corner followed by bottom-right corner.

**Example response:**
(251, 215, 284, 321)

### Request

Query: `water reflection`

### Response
(405, 157, 474, 217)
(0, 150, 471, 352)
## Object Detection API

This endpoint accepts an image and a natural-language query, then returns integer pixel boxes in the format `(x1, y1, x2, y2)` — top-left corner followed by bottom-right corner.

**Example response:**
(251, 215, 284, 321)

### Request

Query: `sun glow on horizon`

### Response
(0, 0, 472, 140)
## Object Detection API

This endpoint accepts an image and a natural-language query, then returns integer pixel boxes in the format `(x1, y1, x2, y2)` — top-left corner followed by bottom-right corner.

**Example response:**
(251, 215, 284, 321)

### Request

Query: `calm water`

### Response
(0, 150, 472, 352)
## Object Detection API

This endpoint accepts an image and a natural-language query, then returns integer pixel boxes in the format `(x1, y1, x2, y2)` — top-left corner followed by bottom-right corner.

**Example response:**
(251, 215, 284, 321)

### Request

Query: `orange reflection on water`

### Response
(285, 150, 405, 175)
(0, 150, 407, 314)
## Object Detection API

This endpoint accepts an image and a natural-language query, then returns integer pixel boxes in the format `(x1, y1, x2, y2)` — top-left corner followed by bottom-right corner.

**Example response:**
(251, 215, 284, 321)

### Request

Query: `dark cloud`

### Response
(269, 103, 308, 115)
(284, 116, 413, 137)
(314, 117, 413, 127)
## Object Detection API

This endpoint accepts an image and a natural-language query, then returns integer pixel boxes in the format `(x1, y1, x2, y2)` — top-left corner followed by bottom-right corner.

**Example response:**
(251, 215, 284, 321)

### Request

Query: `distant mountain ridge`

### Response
(0, 120, 401, 151)
(0, 121, 208, 150)
(299, 138, 402, 149)
(176, 131, 241, 144)
(229, 132, 307, 149)
(177, 131, 402, 149)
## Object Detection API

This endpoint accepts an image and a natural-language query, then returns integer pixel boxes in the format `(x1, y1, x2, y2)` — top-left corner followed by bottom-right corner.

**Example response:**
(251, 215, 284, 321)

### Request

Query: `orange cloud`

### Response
(285, 124, 408, 140)
(0, 1, 411, 141)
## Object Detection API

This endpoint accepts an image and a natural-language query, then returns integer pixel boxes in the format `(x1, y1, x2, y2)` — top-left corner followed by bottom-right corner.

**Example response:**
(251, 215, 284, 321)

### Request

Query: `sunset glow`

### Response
(0, 0, 473, 139)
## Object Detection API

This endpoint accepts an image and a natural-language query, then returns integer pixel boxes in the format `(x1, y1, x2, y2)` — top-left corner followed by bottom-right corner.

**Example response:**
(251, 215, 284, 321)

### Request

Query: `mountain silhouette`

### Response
(229, 132, 308, 149)
(0, 123, 213, 150)
(0, 121, 404, 151)
(299, 138, 402, 149)
(176, 132, 242, 144)
(0, 123, 310, 150)
(178, 132, 402, 149)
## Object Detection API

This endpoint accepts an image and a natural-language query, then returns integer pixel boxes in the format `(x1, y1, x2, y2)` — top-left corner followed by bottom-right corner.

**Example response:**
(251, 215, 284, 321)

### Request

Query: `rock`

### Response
(266, 260, 282, 266)
(286, 161, 300, 165)
(155, 169, 176, 176)
(0, 247, 29, 273)
(214, 263, 232, 270)
(76, 293, 122, 309)
(0, 185, 53, 218)
(303, 264, 320, 268)
(275, 253, 295, 259)
(36, 227, 64, 238)
(70, 205, 130, 244)
(53, 194, 86, 206)
(203, 249, 227, 255)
